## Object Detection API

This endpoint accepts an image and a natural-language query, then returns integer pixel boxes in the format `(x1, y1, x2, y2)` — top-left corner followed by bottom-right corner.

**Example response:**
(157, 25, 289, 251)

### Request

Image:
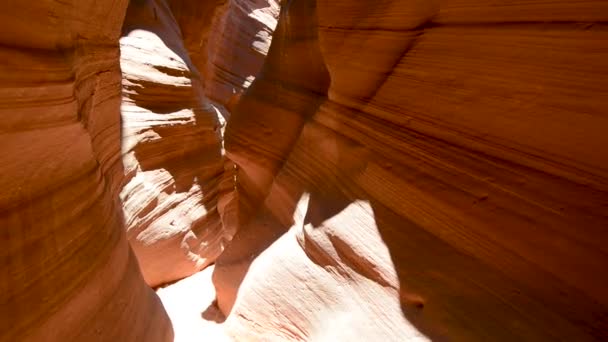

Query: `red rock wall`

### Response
(0, 0, 172, 340)
(215, 0, 608, 340)
(2, 0, 279, 338)
(203, 0, 279, 110)
(4, 0, 608, 340)
(170, 0, 279, 111)
(120, 0, 226, 287)
(119, 0, 278, 287)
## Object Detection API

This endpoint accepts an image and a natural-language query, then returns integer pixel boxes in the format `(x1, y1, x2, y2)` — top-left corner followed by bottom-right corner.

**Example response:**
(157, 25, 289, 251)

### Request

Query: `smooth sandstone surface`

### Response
(3, 0, 608, 341)
(214, 0, 608, 340)
(2, 0, 278, 339)
(0, 0, 172, 340)
(118, 0, 277, 287)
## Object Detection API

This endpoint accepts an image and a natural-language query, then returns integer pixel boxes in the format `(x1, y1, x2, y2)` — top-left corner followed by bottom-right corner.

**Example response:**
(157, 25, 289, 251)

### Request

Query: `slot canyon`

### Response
(2, 0, 608, 340)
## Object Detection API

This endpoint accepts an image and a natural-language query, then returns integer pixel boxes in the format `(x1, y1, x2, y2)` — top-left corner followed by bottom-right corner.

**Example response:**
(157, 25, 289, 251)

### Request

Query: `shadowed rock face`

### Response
(213, 0, 608, 340)
(3, 0, 608, 341)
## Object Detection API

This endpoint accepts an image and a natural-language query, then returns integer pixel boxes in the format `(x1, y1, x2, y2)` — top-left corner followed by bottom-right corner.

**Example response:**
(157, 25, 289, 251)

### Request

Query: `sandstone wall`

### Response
(2, 0, 279, 338)
(0, 0, 172, 340)
(215, 0, 608, 340)
(3, 0, 608, 340)
(167, 0, 278, 112)
(120, 0, 226, 287)
(120, 0, 278, 287)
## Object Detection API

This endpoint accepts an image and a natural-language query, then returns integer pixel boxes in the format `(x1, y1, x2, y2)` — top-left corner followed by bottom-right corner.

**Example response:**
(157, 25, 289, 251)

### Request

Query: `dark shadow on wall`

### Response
(298, 117, 608, 340)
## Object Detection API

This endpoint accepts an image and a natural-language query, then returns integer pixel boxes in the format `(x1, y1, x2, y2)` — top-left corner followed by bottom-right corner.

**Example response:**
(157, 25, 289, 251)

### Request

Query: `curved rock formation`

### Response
(2, 0, 279, 338)
(202, 0, 279, 110)
(0, 0, 172, 340)
(214, 0, 608, 340)
(120, 0, 226, 287)
(169, 0, 278, 110)
(119, 0, 278, 287)
(4, 0, 608, 340)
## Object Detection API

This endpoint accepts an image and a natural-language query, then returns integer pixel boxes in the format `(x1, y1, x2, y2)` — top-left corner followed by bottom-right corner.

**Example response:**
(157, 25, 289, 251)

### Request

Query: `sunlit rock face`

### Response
(4, 0, 608, 340)
(215, 0, 608, 340)
(0, 0, 172, 340)
(119, 0, 225, 287)
(119, 0, 278, 287)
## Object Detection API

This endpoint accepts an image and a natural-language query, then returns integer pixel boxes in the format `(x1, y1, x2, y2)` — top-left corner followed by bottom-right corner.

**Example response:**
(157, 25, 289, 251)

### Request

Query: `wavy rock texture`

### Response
(120, 0, 226, 287)
(189, 0, 279, 262)
(215, 0, 608, 340)
(170, 0, 279, 110)
(4, 0, 608, 340)
(0, 0, 172, 340)
(119, 0, 278, 287)
(203, 0, 279, 110)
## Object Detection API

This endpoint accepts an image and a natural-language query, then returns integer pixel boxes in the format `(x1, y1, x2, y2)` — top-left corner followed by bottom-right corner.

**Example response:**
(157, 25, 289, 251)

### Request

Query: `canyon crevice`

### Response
(2, 0, 608, 341)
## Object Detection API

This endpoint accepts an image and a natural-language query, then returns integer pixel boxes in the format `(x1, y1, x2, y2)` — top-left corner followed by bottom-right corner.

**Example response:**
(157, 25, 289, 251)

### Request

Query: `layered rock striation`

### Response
(119, 0, 226, 287)
(214, 0, 608, 340)
(1, 0, 278, 338)
(119, 0, 277, 287)
(3, 0, 608, 341)
(0, 0, 172, 340)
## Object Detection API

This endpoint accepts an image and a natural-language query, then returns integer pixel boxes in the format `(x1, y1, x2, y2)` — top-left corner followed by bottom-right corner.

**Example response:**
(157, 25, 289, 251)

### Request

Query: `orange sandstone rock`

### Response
(0, 0, 172, 340)
(214, 0, 608, 340)
(3, 0, 608, 340)
(119, 0, 226, 287)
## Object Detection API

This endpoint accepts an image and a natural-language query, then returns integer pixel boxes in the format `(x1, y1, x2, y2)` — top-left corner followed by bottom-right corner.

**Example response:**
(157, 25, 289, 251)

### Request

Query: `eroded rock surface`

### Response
(214, 0, 608, 340)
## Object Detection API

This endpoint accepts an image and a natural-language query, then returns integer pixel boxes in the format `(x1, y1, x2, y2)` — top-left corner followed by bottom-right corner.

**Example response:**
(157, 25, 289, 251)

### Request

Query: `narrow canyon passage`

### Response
(2, 0, 608, 341)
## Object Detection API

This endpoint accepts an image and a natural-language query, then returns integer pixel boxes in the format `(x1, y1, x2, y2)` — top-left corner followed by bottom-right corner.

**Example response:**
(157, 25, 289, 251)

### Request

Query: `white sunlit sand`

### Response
(157, 266, 231, 342)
